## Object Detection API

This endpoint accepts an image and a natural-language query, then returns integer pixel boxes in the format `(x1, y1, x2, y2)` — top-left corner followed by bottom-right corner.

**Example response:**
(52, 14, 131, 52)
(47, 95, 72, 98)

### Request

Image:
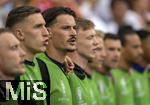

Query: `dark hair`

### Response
(118, 25, 137, 46)
(42, 7, 76, 27)
(6, 6, 41, 28)
(104, 33, 120, 41)
(135, 30, 150, 41)
(111, 0, 127, 8)
(125, 0, 136, 10)
(0, 28, 12, 35)
(76, 18, 95, 31)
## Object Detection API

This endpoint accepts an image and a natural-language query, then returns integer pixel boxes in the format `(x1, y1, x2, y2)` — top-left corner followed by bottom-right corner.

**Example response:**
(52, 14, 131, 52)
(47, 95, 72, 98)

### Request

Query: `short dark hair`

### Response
(135, 30, 150, 41)
(118, 25, 137, 46)
(6, 6, 41, 28)
(104, 33, 120, 41)
(111, 0, 127, 9)
(42, 7, 76, 27)
(0, 28, 11, 35)
(76, 18, 95, 31)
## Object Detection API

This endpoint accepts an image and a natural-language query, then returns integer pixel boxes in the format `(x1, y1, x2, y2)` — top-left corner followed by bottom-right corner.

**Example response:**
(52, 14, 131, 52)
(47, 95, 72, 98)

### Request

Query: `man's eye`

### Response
(108, 48, 115, 51)
(62, 26, 70, 30)
(87, 36, 94, 40)
(11, 45, 18, 50)
(34, 24, 43, 28)
(118, 48, 121, 52)
(73, 26, 77, 30)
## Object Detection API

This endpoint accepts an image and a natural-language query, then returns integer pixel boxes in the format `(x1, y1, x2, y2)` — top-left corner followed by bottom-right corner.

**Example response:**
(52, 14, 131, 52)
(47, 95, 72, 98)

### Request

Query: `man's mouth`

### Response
(93, 47, 99, 53)
(67, 37, 76, 45)
(112, 59, 118, 63)
(19, 61, 24, 68)
(43, 39, 49, 46)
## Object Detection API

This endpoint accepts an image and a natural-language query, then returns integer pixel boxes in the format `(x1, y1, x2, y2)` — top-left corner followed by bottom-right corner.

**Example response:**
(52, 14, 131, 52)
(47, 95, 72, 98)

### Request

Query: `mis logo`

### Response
(5, 81, 47, 101)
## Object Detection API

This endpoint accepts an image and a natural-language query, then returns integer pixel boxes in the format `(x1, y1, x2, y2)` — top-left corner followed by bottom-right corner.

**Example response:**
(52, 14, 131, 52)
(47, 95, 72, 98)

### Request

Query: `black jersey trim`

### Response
(36, 58, 50, 105)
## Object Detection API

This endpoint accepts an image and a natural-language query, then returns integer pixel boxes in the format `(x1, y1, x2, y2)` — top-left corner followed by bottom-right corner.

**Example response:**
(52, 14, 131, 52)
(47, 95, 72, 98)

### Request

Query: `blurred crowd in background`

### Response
(0, 0, 150, 34)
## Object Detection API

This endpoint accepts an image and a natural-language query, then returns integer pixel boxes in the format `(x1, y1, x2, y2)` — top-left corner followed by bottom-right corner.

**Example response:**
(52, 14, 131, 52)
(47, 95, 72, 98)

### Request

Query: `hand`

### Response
(64, 56, 74, 75)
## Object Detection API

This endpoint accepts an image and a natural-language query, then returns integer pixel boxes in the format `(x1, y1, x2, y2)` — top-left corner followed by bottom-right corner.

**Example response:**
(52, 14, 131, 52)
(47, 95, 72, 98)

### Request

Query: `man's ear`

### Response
(47, 28, 52, 39)
(14, 29, 25, 41)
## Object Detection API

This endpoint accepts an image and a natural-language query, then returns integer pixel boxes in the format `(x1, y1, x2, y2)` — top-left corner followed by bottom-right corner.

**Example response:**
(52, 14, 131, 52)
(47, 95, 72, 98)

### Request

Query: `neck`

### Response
(85, 65, 93, 76)
(119, 55, 131, 74)
(21, 44, 34, 61)
(47, 44, 66, 63)
(0, 71, 15, 80)
(68, 52, 88, 70)
(138, 57, 149, 68)
(88, 62, 103, 75)
(102, 65, 111, 74)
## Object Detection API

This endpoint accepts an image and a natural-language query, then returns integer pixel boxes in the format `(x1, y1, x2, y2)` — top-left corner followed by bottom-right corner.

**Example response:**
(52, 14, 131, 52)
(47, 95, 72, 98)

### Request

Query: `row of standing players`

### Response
(0, 5, 150, 105)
